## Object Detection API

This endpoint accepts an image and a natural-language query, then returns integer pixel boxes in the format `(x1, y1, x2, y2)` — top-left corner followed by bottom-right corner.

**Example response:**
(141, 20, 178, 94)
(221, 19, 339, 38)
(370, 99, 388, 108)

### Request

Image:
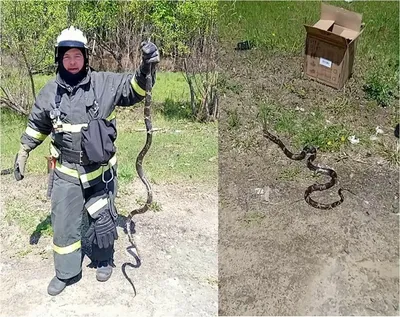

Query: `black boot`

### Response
(90, 243, 115, 282)
(96, 261, 113, 282)
(47, 276, 67, 296)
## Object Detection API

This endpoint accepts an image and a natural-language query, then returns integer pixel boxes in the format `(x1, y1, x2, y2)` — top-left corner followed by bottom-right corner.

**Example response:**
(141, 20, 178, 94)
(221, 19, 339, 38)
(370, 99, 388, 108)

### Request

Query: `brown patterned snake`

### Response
(122, 63, 154, 295)
(262, 127, 345, 210)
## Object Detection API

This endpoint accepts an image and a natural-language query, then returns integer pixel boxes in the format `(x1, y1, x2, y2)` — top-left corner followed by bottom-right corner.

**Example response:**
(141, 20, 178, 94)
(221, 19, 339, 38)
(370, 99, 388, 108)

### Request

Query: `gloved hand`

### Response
(14, 144, 30, 181)
(140, 41, 160, 74)
(85, 198, 118, 249)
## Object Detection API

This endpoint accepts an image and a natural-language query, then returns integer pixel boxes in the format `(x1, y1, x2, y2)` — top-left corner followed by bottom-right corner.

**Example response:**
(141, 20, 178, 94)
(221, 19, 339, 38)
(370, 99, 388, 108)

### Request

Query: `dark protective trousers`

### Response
(50, 170, 117, 280)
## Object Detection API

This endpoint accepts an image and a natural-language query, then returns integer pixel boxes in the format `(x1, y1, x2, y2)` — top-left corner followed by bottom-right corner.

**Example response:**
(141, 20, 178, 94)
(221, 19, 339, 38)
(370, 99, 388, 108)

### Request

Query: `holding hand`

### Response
(140, 41, 160, 74)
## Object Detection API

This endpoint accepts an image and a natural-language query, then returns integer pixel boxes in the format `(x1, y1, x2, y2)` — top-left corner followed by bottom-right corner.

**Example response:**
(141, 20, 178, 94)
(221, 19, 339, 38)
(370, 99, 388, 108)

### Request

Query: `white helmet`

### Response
(54, 26, 89, 63)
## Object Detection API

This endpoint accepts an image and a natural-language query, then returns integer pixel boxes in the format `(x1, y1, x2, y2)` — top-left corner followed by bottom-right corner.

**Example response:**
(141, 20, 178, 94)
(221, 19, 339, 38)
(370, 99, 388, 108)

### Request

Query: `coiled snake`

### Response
(122, 63, 154, 295)
(263, 127, 344, 209)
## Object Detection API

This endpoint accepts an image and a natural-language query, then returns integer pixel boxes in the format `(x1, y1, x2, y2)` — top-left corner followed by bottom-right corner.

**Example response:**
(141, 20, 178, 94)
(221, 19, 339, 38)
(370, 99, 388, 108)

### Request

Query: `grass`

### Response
(227, 108, 241, 130)
(219, 0, 399, 107)
(257, 99, 399, 165)
(259, 101, 351, 152)
(219, 1, 399, 60)
(115, 108, 217, 186)
(4, 199, 51, 235)
(278, 166, 302, 181)
(239, 211, 266, 227)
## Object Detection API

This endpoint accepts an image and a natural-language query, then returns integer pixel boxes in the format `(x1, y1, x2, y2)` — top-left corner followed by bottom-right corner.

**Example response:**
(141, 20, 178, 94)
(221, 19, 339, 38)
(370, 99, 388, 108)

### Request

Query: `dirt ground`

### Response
(0, 175, 218, 317)
(218, 47, 399, 316)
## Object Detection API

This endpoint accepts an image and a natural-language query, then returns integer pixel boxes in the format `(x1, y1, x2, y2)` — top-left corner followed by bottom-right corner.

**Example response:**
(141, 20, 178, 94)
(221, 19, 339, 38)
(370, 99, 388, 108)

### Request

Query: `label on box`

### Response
(319, 58, 332, 68)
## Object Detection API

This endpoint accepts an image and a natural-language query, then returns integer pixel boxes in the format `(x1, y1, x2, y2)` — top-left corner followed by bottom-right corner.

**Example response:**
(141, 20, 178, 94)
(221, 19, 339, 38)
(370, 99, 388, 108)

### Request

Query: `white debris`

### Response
(370, 126, 384, 141)
(264, 186, 271, 202)
(377, 159, 385, 165)
(375, 126, 384, 134)
(254, 188, 264, 195)
(253, 186, 271, 202)
(348, 135, 360, 144)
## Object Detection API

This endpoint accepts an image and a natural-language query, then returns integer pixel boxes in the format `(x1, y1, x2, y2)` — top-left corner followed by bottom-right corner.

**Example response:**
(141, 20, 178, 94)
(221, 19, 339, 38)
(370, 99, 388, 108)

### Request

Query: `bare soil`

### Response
(0, 175, 218, 317)
(218, 47, 399, 316)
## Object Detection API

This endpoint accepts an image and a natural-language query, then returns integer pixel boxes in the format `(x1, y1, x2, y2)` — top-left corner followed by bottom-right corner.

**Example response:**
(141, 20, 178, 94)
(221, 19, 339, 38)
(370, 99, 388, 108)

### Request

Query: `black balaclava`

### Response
(57, 46, 88, 87)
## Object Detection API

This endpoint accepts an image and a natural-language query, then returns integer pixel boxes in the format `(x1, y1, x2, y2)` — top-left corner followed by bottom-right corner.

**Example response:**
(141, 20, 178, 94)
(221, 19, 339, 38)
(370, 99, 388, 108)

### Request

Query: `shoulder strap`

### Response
(49, 85, 62, 120)
(88, 78, 100, 120)
(55, 85, 62, 110)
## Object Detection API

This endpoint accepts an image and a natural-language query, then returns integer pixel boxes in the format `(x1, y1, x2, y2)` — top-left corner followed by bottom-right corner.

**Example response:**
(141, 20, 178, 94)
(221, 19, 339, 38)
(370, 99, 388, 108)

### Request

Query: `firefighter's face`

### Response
(62, 48, 84, 74)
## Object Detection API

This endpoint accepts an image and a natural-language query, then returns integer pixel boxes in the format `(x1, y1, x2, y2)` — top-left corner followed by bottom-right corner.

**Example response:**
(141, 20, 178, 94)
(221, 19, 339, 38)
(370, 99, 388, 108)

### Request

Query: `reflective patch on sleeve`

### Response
(25, 126, 47, 141)
(131, 77, 146, 97)
(106, 110, 116, 121)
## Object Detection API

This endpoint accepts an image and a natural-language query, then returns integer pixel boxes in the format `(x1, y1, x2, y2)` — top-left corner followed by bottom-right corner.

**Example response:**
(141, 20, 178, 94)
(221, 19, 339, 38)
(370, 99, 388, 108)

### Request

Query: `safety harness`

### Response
(49, 84, 117, 167)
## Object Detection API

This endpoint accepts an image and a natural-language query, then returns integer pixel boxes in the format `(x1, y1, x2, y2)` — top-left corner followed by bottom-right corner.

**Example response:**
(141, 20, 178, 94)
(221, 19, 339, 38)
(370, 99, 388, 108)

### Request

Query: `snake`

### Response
(121, 62, 154, 295)
(262, 127, 344, 210)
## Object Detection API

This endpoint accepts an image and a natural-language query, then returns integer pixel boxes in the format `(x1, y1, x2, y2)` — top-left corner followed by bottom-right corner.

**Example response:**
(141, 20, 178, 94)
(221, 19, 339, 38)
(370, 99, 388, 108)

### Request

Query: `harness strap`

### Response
(50, 82, 100, 166)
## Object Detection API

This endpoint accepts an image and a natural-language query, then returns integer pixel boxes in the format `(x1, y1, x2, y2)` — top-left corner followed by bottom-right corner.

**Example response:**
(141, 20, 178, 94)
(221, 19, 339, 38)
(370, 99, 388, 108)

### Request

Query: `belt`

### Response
(51, 143, 91, 165)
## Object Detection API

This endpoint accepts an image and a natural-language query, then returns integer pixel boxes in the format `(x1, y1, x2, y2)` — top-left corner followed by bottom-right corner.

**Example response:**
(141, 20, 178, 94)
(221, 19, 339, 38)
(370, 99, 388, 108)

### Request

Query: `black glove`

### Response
(140, 41, 160, 74)
(85, 191, 118, 249)
(86, 209, 118, 249)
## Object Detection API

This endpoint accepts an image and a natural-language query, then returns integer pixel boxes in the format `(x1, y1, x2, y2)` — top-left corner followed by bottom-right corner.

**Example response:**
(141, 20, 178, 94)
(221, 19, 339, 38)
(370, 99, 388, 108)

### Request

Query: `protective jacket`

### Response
(20, 67, 152, 188)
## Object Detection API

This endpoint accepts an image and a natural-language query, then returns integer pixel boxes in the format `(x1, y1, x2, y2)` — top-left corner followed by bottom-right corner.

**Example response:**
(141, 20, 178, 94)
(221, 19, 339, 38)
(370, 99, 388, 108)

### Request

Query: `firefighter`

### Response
(13, 26, 159, 296)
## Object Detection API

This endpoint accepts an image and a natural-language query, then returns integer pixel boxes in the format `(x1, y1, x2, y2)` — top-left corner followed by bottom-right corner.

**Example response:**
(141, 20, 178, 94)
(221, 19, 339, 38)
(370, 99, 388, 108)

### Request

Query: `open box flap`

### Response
(304, 24, 348, 47)
(314, 19, 335, 31)
(332, 25, 361, 41)
(320, 2, 363, 32)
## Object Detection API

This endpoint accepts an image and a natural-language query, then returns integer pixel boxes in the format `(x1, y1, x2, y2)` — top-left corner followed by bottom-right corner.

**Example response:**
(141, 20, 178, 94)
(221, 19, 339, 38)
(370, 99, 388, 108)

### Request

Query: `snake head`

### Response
(303, 144, 317, 154)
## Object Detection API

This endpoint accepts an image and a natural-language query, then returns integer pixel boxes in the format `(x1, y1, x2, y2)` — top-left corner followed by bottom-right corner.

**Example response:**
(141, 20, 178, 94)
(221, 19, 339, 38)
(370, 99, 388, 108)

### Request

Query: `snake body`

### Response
(263, 128, 344, 209)
(127, 67, 154, 222)
(122, 64, 154, 295)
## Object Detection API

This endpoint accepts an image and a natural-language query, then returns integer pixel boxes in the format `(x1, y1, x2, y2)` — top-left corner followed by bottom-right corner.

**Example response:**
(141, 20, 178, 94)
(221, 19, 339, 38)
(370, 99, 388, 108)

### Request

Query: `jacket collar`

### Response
(55, 68, 91, 91)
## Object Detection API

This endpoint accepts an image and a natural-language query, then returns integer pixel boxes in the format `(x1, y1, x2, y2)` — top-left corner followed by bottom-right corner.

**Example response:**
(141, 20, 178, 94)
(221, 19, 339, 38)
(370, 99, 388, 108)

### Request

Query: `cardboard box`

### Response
(304, 3, 364, 89)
